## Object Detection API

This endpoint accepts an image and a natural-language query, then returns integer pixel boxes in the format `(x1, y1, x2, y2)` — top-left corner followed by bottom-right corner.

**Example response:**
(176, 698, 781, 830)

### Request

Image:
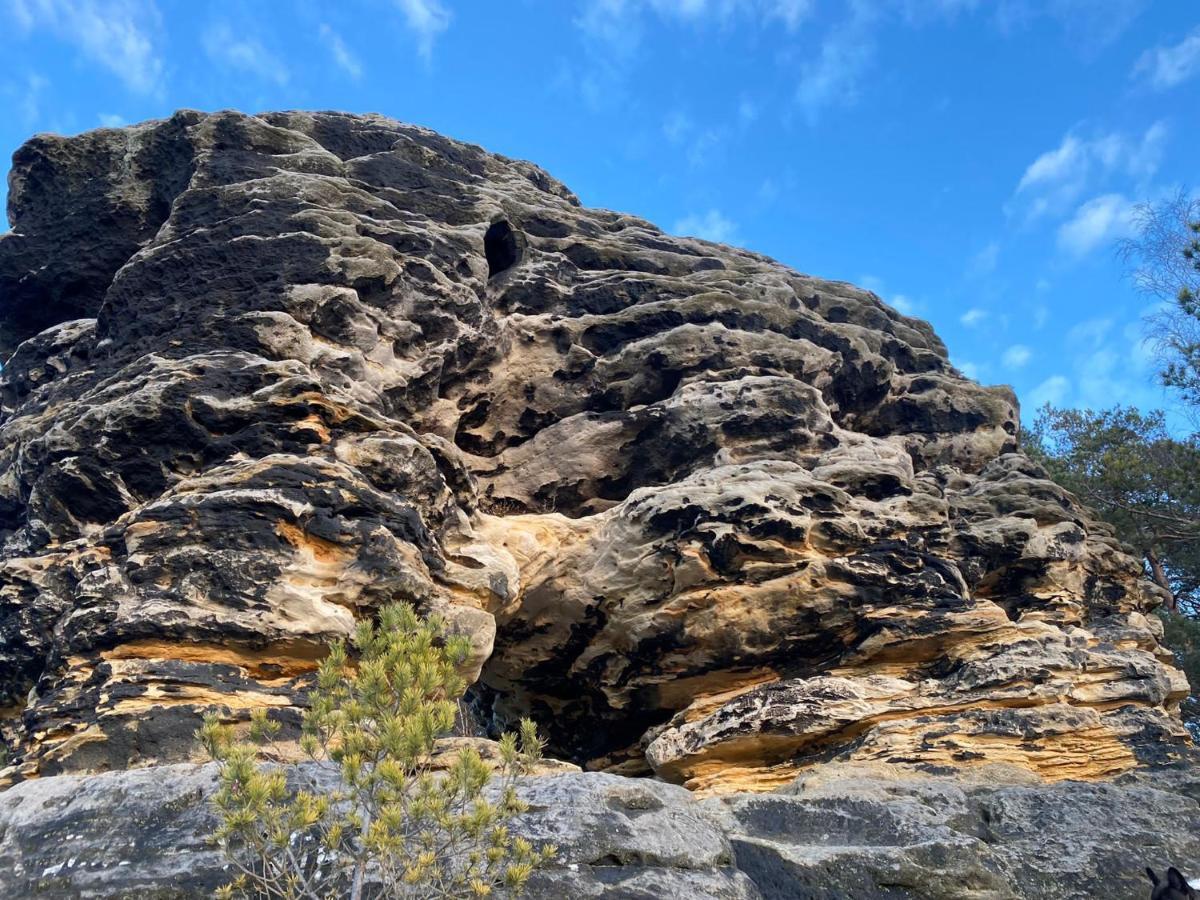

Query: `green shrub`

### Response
(199, 603, 555, 899)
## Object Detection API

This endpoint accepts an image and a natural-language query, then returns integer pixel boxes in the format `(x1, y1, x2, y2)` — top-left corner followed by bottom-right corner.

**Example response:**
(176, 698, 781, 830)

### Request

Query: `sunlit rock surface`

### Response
(0, 112, 1190, 804)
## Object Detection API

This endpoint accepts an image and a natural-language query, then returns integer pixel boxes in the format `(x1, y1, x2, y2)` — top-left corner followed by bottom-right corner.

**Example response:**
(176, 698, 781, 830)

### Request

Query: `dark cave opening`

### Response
(484, 219, 522, 278)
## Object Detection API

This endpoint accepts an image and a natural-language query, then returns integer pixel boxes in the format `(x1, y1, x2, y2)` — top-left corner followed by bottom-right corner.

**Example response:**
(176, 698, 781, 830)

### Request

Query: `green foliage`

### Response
(1159, 608, 1200, 738)
(1163, 220, 1200, 408)
(1118, 193, 1200, 414)
(1025, 405, 1200, 613)
(199, 603, 556, 899)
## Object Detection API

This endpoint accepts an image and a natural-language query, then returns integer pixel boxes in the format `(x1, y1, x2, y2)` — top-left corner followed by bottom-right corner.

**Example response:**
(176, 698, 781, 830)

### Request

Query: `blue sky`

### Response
(2, 0, 1199, 425)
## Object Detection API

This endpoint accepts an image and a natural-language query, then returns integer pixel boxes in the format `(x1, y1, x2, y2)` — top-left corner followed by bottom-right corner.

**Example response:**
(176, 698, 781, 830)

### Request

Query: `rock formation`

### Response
(0, 111, 1196, 898)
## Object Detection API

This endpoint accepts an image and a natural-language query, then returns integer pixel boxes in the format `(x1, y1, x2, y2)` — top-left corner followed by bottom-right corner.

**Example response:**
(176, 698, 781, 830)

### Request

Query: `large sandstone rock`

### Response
(0, 111, 1190, 815)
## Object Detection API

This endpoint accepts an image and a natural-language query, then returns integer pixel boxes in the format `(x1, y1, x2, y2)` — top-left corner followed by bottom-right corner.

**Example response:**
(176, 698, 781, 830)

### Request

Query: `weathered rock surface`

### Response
(2, 762, 1198, 899)
(0, 764, 757, 899)
(0, 110, 1196, 896)
(706, 761, 1200, 899)
(0, 110, 1187, 790)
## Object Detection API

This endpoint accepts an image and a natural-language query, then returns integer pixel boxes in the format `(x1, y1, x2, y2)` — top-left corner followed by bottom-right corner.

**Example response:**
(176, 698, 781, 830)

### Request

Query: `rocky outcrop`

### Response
(0, 110, 1192, 828)
(3, 761, 1199, 899)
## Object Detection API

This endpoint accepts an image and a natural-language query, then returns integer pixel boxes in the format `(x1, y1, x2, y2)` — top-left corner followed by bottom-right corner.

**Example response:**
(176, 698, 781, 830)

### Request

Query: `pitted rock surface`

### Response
(0, 111, 1191, 795)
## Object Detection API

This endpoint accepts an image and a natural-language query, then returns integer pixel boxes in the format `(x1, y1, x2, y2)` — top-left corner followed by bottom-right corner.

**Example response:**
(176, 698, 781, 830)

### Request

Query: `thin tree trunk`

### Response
(350, 807, 372, 900)
(1148, 547, 1178, 612)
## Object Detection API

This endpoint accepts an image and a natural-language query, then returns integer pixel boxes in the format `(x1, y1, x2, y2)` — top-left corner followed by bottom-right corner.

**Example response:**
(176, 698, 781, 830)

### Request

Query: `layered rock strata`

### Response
(0, 111, 1189, 799)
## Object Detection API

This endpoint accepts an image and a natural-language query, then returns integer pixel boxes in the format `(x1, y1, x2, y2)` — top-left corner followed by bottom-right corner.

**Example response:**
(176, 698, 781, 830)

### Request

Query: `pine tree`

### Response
(198, 603, 556, 899)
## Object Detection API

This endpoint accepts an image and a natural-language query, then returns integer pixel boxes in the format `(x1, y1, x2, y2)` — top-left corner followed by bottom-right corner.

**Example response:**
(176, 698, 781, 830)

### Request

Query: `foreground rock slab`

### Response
(2, 764, 1198, 899)
(0, 765, 756, 899)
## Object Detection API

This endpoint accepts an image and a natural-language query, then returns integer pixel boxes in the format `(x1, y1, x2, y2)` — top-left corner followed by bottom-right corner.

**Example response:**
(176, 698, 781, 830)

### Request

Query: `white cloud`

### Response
(1010, 122, 1167, 221)
(1027, 374, 1070, 409)
(1017, 135, 1085, 196)
(319, 24, 363, 79)
(1134, 25, 1200, 90)
(795, 14, 875, 123)
(98, 112, 126, 127)
(10, 0, 163, 95)
(890, 294, 918, 316)
(394, 0, 451, 60)
(203, 22, 289, 86)
(1032, 304, 1049, 329)
(673, 209, 738, 243)
(960, 308, 989, 327)
(1002, 344, 1032, 369)
(1056, 193, 1138, 257)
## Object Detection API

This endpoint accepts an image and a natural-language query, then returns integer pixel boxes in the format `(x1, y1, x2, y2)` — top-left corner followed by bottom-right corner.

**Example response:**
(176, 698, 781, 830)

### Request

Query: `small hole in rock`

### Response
(484, 220, 522, 278)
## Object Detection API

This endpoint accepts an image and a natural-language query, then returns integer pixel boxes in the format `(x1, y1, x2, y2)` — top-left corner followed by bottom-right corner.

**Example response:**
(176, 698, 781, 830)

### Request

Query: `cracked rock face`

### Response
(0, 110, 1191, 793)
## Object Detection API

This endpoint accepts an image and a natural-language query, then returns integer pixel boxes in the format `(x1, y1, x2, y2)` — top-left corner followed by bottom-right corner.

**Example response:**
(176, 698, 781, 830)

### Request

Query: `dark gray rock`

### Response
(0, 765, 758, 899)
(704, 765, 1200, 899)
(3, 763, 1199, 899)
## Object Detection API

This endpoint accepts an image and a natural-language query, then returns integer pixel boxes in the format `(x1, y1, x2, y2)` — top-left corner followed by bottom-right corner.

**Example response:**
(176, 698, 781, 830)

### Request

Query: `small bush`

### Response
(199, 603, 555, 899)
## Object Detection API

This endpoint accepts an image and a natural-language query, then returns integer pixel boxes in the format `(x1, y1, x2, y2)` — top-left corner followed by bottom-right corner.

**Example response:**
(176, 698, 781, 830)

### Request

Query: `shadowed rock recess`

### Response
(0, 111, 1197, 899)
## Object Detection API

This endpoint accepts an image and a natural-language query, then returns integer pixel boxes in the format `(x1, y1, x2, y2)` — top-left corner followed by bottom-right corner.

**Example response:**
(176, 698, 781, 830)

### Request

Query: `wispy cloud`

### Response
(1010, 121, 1167, 221)
(673, 209, 739, 243)
(795, 10, 876, 123)
(1067, 316, 1114, 348)
(203, 21, 289, 86)
(1051, 312, 1167, 413)
(98, 112, 126, 128)
(960, 308, 989, 327)
(319, 24, 363, 79)
(394, 0, 451, 60)
(1028, 374, 1070, 409)
(578, 0, 814, 40)
(9, 0, 163, 95)
(8, 72, 49, 125)
(1133, 25, 1200, 90)
(1056, 193, 1138, 257)
(661, 109, 724, 166)
(1002, 344, 1032, 369)
(573, 0, 815, 95)
(967, 240, 1000, 278)
(767, 0, 815, 30)
(992, 0, 1147, 56)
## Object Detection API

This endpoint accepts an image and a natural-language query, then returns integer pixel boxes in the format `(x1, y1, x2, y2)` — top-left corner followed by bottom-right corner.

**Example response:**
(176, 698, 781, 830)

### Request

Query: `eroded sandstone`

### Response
(0, 111, 1190, 800)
